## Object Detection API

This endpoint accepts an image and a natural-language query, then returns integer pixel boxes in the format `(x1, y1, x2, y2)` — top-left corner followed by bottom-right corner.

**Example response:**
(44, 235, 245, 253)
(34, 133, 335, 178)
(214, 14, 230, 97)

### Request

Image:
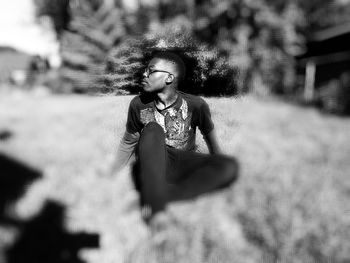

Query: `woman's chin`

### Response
(142, 85, 153, 93)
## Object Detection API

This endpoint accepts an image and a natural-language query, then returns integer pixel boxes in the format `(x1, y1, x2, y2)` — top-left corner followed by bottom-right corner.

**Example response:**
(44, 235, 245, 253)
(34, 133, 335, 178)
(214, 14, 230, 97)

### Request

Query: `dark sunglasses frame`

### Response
(143, 68, 173, 78)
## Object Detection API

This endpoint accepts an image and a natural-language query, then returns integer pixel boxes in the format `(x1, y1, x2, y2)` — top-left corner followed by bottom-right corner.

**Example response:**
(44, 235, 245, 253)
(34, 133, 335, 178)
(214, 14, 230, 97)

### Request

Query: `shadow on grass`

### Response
(0, 153, 41, 224)
(6, 201, 99, 263)
(0, 153, 99, 263)
(0, 130, 12, 141)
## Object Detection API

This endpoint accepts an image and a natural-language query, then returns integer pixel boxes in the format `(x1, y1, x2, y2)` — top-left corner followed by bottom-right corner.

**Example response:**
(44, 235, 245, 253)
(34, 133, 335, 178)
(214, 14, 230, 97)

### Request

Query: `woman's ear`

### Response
(165, 74, 175, 84)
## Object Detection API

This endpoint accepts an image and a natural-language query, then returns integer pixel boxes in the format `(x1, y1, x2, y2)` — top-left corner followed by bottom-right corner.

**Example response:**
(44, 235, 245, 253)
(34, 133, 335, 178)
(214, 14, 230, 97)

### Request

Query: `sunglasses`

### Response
(143, 67, 173, 78)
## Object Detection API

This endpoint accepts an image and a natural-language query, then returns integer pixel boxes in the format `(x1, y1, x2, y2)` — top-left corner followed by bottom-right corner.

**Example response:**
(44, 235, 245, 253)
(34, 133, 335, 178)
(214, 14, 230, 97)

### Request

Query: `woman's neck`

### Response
(155, 89, 178, 110)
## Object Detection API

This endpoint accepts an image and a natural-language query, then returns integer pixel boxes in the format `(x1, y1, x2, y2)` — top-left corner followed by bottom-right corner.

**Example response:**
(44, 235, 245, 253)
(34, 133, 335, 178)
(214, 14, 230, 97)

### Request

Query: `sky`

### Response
(0, 0, 59, 64)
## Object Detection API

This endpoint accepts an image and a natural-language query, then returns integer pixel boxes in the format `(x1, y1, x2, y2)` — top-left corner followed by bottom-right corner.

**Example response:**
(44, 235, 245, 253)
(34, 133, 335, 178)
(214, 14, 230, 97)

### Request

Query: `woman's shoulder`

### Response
(129, 93, 155, 108)
(178, 91, 207, 107)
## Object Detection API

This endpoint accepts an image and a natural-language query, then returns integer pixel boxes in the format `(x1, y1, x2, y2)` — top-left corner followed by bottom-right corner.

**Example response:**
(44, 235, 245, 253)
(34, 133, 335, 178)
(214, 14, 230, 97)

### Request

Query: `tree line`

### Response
(34, 0, 350, 96)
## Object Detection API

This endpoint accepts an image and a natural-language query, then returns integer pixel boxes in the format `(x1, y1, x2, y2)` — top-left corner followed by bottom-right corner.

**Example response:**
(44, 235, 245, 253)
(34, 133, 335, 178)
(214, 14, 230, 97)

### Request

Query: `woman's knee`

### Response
(139, 122, 164, 142)
(138, 121, 165, 156)
(143, 122, 163, 134)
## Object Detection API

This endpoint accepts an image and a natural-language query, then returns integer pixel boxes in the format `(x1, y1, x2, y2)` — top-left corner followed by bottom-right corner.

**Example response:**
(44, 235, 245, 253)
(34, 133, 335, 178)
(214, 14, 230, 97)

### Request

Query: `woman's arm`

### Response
(203, 129, 221, 155)
(112, 131, 140, 174)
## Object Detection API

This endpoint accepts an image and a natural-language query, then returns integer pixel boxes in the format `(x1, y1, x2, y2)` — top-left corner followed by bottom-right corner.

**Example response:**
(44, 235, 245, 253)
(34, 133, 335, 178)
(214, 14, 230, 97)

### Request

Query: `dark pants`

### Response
(132, 122, 239, 217)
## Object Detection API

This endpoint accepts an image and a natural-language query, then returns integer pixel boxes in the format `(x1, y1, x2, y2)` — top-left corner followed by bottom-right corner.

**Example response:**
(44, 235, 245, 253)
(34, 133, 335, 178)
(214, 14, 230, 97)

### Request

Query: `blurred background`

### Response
(1, 0, 350, 263)
(1, 0, 350, 111)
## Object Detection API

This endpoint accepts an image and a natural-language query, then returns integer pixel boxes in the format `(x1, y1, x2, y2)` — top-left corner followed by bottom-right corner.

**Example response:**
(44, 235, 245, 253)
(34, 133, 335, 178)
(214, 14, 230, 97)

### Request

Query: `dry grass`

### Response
(0, 92, 349, 262)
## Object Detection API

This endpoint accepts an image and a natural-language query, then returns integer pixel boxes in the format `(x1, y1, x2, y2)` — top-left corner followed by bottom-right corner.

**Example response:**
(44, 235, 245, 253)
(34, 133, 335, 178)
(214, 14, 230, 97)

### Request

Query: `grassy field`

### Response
(0, 91, 349, 262)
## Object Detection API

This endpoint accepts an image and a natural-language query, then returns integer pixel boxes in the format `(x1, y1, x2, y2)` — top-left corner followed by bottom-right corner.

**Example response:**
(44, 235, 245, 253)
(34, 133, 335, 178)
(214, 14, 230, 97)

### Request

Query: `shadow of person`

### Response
(0, 153, 41, 224)
(0, 153, 100, 263)
(6, 201, 99, 263)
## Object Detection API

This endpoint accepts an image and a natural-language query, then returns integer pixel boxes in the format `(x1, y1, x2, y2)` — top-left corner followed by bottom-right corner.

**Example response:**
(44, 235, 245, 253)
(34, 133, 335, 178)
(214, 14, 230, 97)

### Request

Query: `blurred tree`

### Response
(144, 0, 350, 95)
(34, 0, 129, 93)
(104, 37, 146, 94)
(188, 0, 303, 94)
(58, 0, 127, 93)
(34, 0, 350, 95)
(296, 0, 350, 33)
(34, 0, 71, 37)
(106, 0, 302, 95)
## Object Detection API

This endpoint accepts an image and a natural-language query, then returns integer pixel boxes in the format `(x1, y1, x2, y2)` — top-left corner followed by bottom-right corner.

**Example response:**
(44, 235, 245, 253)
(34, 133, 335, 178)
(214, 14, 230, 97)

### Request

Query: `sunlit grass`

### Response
(0, 92, 349, 262)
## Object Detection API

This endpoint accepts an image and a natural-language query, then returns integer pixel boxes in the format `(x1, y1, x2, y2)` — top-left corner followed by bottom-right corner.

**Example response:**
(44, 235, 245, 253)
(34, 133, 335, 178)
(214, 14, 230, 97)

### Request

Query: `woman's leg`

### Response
(135, 122, 239, 220)
(166, 148, 239, 202)
(137, 122, 168, 215)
